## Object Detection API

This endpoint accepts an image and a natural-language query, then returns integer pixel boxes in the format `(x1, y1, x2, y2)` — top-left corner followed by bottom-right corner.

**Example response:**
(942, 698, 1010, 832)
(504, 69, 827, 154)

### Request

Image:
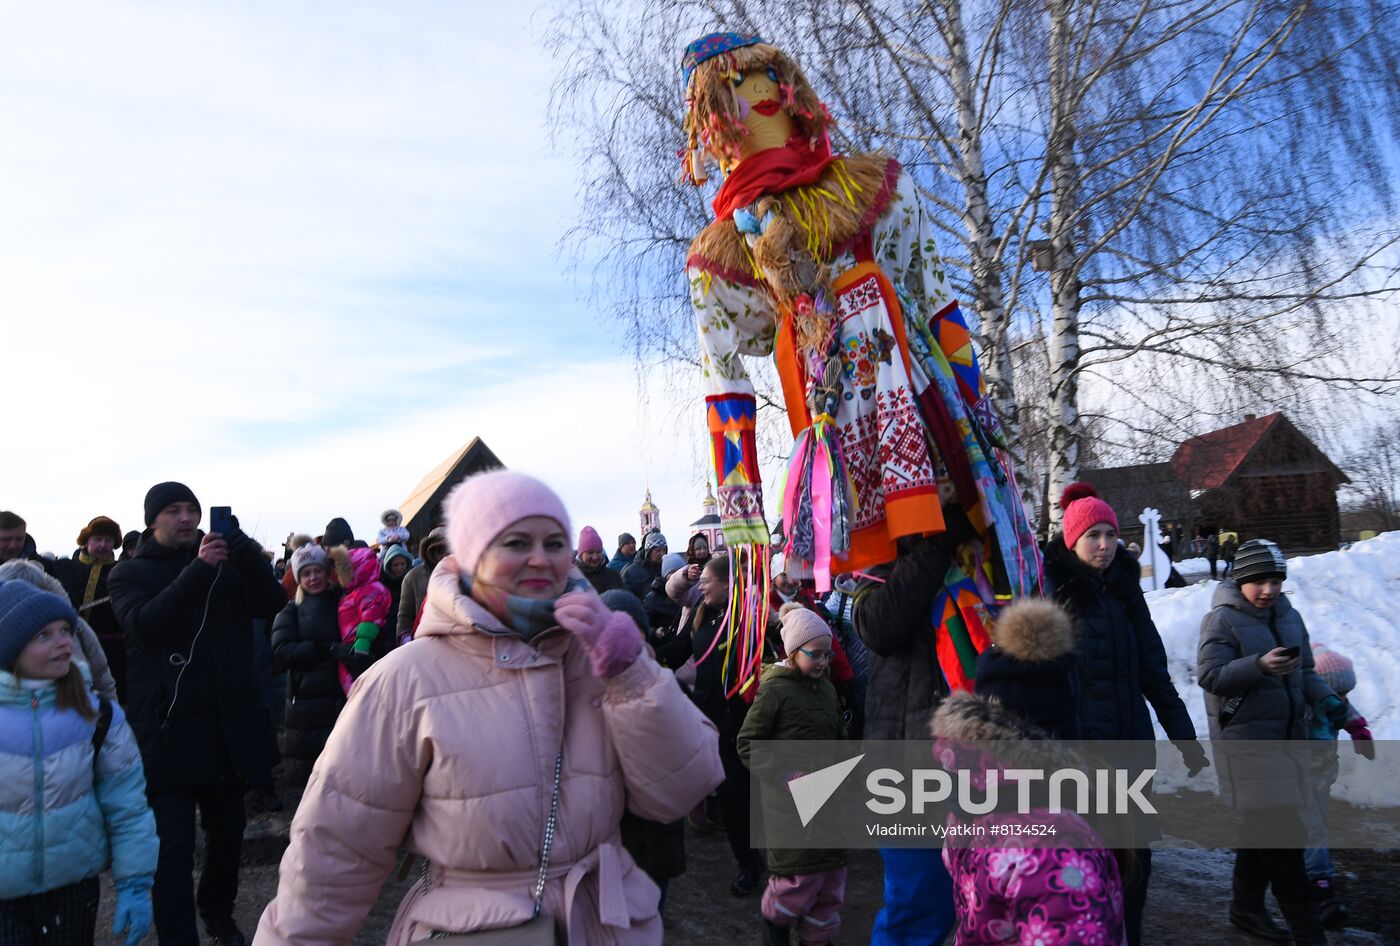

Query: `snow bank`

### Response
(1147, 531, 1400, 804)
(1173, 556, 1212, 577)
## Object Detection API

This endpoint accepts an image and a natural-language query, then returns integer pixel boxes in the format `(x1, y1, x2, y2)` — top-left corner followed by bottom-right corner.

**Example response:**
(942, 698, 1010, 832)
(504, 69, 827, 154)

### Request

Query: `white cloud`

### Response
(0, 2, 804, 557)
(12, 354, 781, 557)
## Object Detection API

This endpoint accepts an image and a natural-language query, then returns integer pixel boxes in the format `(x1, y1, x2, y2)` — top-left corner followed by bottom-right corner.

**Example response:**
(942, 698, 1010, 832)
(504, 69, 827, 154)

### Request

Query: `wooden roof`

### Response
(1171, 413, 1346, 490)
(399, 438, 504, 538)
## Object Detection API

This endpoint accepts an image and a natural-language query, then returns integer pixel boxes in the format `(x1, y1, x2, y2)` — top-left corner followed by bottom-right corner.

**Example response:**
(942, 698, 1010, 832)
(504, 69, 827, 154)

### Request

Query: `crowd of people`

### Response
(0, 476, 1376, 946)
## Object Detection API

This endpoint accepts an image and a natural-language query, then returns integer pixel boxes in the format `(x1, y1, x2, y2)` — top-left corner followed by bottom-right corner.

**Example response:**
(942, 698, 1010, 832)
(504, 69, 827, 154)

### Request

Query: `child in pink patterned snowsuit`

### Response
(931, 599, 1127, 946)
(329, 546, 392, 694)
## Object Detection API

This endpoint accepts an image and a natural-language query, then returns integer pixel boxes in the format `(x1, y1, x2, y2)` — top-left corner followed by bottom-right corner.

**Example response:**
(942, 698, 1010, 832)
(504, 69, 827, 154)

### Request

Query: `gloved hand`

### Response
(351, 621, 381, 655)
(1344, 717, 1375, 760)
(931, 504, 977, 556)
(1312, 695, 1346, 740)
(1178, 739, 1210, 777)
(554, 591, 643, 678)
(112, 881, 153, 946)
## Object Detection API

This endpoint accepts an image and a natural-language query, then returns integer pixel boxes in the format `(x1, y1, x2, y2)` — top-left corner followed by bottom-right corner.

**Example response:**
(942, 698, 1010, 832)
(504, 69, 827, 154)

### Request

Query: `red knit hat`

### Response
(1059, 483, 1118, 548)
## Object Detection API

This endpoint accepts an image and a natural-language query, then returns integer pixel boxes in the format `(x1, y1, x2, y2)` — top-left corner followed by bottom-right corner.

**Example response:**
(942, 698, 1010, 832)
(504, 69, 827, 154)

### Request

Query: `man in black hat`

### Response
(109, 482, 285, 946)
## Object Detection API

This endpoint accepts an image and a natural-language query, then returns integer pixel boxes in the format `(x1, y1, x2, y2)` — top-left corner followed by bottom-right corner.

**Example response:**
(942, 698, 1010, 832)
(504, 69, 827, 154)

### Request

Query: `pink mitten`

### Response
(554, 591, 643, 678)
(1344, 717, 1375, 760)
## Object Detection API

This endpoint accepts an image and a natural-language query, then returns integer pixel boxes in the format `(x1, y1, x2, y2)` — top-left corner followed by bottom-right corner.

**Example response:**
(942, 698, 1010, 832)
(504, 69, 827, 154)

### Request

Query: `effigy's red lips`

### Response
(753, 100, 781, 116)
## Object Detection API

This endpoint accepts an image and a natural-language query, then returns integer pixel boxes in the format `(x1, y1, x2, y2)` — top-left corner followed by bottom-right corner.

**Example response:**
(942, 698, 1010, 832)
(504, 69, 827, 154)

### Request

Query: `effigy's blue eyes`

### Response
(767, 67, 780, 84)
(731, 71, 746, 87)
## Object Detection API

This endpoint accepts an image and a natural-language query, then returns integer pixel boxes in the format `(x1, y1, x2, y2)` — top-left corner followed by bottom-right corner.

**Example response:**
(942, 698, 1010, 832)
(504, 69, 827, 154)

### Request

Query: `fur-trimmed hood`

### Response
(930, 691, 1084, 779)
(418, 526, 448, 563)
(331, 546, 380, 591)
(931, 690, 1049, 743)
(987, 598, 1075, 663)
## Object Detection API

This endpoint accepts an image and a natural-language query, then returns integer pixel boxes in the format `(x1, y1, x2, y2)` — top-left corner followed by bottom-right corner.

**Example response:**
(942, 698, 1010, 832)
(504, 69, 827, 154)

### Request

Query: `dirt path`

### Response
(92, 796, 1396, 945)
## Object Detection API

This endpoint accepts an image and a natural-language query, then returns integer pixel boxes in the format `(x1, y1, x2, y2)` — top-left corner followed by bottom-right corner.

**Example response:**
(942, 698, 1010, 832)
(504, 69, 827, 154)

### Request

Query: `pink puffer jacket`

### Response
(255, 555, 723, 946)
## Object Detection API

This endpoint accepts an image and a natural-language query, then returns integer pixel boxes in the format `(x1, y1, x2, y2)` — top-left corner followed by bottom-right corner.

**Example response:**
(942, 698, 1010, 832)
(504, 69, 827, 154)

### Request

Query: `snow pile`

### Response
(1146, 531, 1400, 804)
(1173, 556, 1212, 578)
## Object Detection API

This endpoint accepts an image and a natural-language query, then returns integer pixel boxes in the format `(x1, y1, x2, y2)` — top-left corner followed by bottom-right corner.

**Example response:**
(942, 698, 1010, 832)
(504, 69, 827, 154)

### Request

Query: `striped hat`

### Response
(1232, 539, 1288, 584)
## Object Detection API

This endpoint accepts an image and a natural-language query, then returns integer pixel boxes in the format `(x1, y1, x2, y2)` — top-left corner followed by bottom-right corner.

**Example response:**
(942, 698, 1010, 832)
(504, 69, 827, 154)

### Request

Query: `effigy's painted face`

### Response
(729, 65, 794, 163)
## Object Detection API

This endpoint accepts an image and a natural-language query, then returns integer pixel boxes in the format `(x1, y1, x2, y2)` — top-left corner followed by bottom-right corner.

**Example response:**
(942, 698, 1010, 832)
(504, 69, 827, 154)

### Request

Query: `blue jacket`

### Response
(0, 669, 158, 899)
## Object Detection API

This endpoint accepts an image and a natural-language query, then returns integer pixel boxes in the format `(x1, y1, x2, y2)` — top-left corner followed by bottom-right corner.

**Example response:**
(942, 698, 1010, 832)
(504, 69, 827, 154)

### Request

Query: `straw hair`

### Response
(684, 43, 832, 174)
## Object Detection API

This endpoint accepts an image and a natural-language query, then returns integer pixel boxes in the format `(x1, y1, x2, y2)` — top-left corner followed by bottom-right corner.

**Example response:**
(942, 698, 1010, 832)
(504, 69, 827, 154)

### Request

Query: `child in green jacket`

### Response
(738, 602, 847, 946)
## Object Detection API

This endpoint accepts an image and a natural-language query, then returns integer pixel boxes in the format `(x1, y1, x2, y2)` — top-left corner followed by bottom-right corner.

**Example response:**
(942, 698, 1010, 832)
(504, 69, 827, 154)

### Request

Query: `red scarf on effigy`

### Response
(712, 135, 837, 221)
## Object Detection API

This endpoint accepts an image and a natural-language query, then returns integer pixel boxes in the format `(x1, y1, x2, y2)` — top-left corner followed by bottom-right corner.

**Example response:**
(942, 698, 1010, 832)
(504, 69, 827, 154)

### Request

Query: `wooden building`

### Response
(1082, 413, 1348, 553)
(398, 438, 505, 550)
(1171, 413, 1347, 552)
(1079, 462, 1195, 546)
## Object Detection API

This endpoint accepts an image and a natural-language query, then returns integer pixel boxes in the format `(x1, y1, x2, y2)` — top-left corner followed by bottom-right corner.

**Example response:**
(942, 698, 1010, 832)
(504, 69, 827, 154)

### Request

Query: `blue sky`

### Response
(1, 2, 735, 554)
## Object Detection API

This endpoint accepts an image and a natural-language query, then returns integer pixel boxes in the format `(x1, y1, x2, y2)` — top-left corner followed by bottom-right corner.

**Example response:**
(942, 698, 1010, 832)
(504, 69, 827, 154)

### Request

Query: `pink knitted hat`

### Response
(1059, 482, 1119, 549)
(1311, 644, 1355, 695)
(779, 601, 832, 656)
(577, 526, 605, 554)
(444, 471, 572, 576)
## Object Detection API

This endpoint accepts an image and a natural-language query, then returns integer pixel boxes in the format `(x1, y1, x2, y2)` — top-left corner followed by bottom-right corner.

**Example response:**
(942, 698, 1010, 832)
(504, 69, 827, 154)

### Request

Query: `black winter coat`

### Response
(271, 589, 346, 780)
(1042, 537, 1196, 742)
(49, 554, 122, 641)
(852, 538, 955, 740)
(580, 560, 623, 594)
(621, 559, 660, 598)
(109, 529, 285, 793)
(620, 813, 686, 885)
(688, 603, 753, 743)
(642, 574, 682, 638)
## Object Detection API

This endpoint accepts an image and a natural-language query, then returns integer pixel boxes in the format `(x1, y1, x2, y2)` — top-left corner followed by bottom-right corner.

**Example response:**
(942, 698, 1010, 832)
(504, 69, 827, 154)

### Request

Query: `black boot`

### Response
(1275, 898, 1328, 946)
(204, 917, 248, 946)
(1311, 877, 1349, 930)
(731, 852, 764, 897)
(730, 861, 759, 897)
(1227, 904, 1291, 942)
(762, 918, 790, 945)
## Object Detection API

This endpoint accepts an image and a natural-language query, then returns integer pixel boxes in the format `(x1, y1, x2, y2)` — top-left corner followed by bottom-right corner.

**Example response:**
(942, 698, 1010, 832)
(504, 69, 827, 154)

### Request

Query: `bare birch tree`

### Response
(544, 0, 1400, 528)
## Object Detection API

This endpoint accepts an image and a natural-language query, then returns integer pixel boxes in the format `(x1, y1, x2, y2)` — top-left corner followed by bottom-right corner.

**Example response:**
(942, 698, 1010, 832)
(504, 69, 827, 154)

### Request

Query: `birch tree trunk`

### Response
(1046, 0, 1081, 530)
(940, 0, 1027, 476)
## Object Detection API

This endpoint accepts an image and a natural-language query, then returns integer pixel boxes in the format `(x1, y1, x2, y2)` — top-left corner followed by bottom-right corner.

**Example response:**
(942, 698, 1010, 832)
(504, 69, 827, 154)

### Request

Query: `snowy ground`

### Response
(1147, 531, 1400, 804)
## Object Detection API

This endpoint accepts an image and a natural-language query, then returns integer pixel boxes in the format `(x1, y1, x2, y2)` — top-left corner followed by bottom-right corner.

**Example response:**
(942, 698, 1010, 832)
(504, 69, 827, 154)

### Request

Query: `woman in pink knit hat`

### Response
(256, 470, 724, 945)
(1042, 482, 1206, 946)
(577, 525, 623, 594)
